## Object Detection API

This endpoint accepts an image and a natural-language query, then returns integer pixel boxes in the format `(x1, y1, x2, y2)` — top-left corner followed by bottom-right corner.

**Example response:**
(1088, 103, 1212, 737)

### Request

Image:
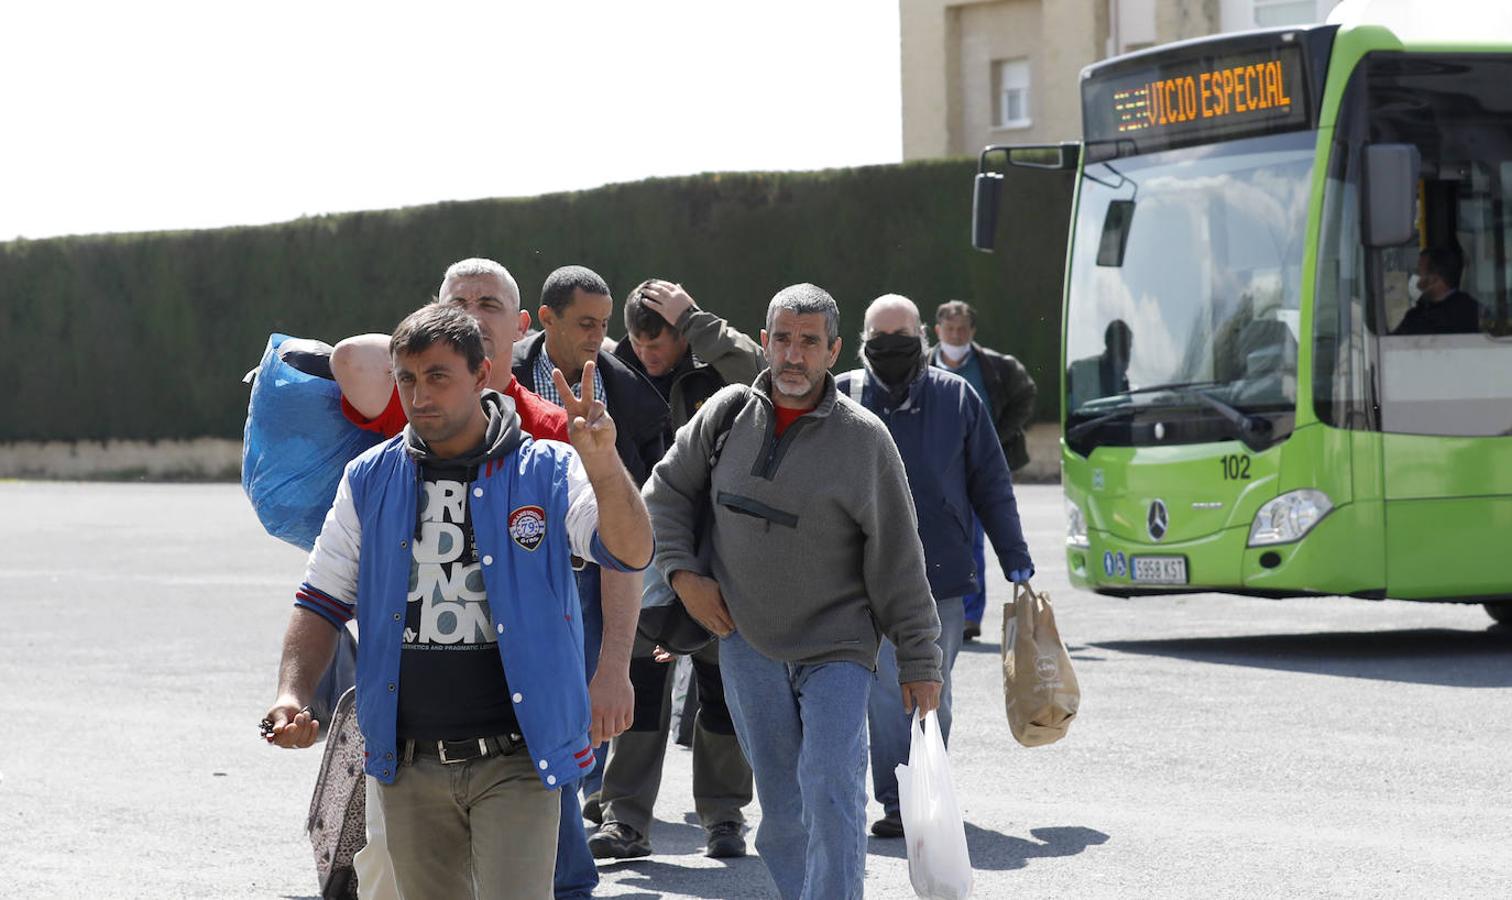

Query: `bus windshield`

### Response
(1065, 130, 1315, 438)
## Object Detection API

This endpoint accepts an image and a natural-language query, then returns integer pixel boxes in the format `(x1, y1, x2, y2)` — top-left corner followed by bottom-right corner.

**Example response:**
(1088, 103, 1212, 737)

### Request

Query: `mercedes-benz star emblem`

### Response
(1147, 499, 1169, 542)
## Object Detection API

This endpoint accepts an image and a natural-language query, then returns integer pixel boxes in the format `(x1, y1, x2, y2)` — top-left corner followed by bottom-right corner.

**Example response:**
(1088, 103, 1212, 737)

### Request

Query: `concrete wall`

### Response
(902, 0, 1339, 162)
(903, 0, 1108, 159)
(1155, 0, 1222, 44)
(0, 439, 242, 481)
(901, 0, 955, 158)
(0, 427, 1068, 483)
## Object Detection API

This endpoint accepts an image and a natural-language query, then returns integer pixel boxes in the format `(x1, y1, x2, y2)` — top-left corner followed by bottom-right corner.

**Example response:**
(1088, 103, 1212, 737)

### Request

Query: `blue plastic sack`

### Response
(242, 334, 384, 551)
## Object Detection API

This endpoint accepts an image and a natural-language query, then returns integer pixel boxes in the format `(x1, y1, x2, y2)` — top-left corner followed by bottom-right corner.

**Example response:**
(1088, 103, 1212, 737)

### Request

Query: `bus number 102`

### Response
(1220, 454, 1252, 480)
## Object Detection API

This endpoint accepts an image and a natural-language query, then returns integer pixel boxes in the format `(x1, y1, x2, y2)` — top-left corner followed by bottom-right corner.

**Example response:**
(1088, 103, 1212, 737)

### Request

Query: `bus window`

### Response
(1366, 55, 1512, 438)
(1065, 131, 1313, 433)
(1312, 136, 1378, 431)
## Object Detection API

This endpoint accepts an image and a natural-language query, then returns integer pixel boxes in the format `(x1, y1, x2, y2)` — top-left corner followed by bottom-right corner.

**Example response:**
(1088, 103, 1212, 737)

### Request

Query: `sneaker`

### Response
(704, 821, 747, 859)
(870, 813, 905, 839)
(588, 822, 651, 859)
(962, 620, 982, 642)
(581, 791, 603, 826)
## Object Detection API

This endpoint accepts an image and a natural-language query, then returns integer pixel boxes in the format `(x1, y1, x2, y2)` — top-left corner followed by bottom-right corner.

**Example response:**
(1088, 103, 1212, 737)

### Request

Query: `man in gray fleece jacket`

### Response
(643, 283, 942, 900)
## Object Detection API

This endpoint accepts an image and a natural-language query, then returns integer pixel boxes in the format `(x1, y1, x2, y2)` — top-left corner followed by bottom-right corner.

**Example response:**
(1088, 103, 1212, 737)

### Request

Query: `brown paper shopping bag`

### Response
(1001, 582, 1080, 747)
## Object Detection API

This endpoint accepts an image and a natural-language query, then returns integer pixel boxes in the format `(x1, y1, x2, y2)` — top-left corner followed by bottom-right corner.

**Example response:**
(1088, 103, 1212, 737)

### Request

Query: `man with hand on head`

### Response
(644, 283, 942, 900)
(264, 304, 653, 900)
(838, 294, 1034, 840)
(589, 279, 760, 860)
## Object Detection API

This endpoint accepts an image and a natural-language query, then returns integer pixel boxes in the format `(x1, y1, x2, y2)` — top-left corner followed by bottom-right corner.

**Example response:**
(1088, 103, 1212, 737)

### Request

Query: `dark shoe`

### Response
(588, 822, 651, 859)
(963, 620, 982, 642)
(870, 813, 905, 839)
(581, 791, 603, 826)
(704, 821, 747, 859)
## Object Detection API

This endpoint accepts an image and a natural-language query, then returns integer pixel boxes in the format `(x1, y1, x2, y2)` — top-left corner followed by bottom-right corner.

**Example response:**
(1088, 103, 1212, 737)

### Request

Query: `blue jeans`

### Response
(867, 596, 965, 818)
(719, 631, 870, 900)
(576, 575, 606, 800)
(554, 568, 603, 900)
(963, 518, 987, 624)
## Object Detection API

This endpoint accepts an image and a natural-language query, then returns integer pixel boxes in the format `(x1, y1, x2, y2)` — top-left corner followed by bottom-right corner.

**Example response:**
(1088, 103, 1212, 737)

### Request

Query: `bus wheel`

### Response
(1486, 603, 1512, 625)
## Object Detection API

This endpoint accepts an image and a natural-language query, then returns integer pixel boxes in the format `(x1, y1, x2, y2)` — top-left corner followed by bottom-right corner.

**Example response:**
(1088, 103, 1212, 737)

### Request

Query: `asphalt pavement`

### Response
(2, 480, 1509, 899)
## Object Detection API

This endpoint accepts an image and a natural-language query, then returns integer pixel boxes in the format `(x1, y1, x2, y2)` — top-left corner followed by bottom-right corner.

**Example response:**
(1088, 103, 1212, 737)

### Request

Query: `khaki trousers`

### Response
(376, 748, 560, 900)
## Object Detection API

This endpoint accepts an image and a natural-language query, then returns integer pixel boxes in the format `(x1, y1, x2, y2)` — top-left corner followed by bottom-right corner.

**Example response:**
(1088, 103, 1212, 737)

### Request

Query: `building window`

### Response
(995, 58, 1031, 129)
(1253, 0, 1324, 26)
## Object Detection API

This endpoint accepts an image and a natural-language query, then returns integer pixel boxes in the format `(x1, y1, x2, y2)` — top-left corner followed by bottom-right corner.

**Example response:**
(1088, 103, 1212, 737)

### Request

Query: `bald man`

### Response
(836, 294, 1036, 840)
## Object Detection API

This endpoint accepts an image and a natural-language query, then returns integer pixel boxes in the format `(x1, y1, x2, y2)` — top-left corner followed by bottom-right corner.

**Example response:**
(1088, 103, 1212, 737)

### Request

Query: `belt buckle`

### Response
(438, 738, 489, 765)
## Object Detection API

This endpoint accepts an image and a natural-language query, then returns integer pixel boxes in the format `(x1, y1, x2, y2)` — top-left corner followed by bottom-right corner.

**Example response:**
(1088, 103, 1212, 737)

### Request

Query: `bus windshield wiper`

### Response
(1118, 379, 1227, 397)
(1180, 387, 1273, 452)
(1067, 381, 1272, 450)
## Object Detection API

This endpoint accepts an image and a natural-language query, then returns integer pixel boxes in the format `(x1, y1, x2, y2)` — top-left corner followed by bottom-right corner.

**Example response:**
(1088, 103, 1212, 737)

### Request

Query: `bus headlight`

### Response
(1248, 490, 1333, 546)
(1066, 498, 1089, 548)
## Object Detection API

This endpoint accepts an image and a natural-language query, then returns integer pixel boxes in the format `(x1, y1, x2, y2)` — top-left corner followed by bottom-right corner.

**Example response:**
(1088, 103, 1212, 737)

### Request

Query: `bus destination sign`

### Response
(1084, 44, 1309, 152)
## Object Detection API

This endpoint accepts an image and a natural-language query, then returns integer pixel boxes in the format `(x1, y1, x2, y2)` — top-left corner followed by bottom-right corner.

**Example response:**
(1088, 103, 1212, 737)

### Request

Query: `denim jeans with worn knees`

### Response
(718, 631, 870, 900)
(867, 595, 964, 818)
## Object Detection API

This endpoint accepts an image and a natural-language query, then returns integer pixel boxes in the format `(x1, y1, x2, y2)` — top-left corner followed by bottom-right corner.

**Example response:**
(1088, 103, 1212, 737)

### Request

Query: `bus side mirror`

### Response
(1363, 143, 1420, 248)
(972, 171, 1004, 252)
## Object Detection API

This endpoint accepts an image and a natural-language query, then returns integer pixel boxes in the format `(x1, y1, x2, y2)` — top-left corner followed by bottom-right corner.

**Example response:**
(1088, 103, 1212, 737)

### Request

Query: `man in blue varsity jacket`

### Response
(263, 304, 653, 899)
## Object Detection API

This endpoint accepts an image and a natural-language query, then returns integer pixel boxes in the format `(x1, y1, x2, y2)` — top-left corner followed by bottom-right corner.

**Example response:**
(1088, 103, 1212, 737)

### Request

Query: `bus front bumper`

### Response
(1066, 501, 1382, 599)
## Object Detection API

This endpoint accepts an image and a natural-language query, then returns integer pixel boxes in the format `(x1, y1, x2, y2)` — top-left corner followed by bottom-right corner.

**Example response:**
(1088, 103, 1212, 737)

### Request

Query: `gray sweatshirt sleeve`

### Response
(856, 420, 943, 685)
(644, 385, 743, 581)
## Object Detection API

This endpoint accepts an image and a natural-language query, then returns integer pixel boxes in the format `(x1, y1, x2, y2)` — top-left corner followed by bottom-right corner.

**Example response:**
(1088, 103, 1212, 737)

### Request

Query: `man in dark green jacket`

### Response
(592, 281, 764, 860)
(612, 280, 766, 432)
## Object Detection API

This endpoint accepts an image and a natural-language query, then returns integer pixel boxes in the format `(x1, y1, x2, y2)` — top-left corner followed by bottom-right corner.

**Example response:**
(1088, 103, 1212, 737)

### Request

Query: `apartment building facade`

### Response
(901, 0, 1342, 159)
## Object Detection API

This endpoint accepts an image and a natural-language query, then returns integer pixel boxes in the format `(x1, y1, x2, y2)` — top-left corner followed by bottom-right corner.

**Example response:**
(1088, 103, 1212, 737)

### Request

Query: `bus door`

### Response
(1369, 105, 1512, 599)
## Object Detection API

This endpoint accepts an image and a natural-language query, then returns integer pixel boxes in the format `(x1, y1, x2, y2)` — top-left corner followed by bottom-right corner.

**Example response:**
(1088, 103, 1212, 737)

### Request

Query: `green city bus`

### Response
(972, 9, 1512, 621)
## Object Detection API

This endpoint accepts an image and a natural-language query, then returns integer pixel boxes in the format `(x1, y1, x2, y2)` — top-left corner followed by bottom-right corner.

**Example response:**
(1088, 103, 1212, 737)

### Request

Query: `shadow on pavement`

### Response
(1094, 627, 1512, 687)
(607, 857, 772, 899)
(960, 640, 1106, 663)
(637, 816, 710, 856)
(868, 823, 1110, 871)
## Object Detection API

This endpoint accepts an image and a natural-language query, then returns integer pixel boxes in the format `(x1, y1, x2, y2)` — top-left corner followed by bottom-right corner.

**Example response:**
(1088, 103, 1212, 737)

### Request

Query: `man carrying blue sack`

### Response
(836, 294, 1034, 841)
(263, 304, 653, 900)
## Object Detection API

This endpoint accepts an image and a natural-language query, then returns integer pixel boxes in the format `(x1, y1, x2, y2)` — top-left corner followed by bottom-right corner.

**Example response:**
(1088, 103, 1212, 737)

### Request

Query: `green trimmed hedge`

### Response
(0, 159, 1072, 441)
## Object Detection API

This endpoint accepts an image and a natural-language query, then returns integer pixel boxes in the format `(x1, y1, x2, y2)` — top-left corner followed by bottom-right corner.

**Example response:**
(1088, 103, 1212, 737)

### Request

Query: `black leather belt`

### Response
(403, 733, 524, 765)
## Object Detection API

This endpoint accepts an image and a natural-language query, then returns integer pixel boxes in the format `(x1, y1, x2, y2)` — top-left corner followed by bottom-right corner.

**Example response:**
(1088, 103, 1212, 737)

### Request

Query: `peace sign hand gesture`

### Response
(553, 360, 619, 467)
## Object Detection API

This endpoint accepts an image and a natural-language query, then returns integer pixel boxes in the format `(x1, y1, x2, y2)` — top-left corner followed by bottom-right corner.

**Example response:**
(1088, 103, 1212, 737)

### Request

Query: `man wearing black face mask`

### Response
(836, 294, 1035, 840)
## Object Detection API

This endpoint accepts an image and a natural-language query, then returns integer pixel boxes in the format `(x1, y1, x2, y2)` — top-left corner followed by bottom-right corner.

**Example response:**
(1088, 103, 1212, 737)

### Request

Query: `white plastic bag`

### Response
(895, 710, 974, 899)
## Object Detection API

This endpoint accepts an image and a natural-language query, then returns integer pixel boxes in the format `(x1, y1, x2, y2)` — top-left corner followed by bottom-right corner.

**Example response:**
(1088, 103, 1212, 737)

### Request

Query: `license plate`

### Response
(1131, 555, 1188, 584)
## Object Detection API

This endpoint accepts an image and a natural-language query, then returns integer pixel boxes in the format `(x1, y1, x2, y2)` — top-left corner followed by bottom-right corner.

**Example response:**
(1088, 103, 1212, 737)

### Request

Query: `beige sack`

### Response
(1001, 582, 1079, 747)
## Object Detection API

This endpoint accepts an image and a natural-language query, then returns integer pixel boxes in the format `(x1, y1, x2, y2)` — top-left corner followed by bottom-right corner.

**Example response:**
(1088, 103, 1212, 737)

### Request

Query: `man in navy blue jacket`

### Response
(836, 294, 1034, 840)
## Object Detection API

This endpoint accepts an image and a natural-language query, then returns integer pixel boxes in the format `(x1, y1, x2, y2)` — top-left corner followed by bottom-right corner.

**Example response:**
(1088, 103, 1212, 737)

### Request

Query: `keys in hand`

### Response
(262, 703, 319, 748)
